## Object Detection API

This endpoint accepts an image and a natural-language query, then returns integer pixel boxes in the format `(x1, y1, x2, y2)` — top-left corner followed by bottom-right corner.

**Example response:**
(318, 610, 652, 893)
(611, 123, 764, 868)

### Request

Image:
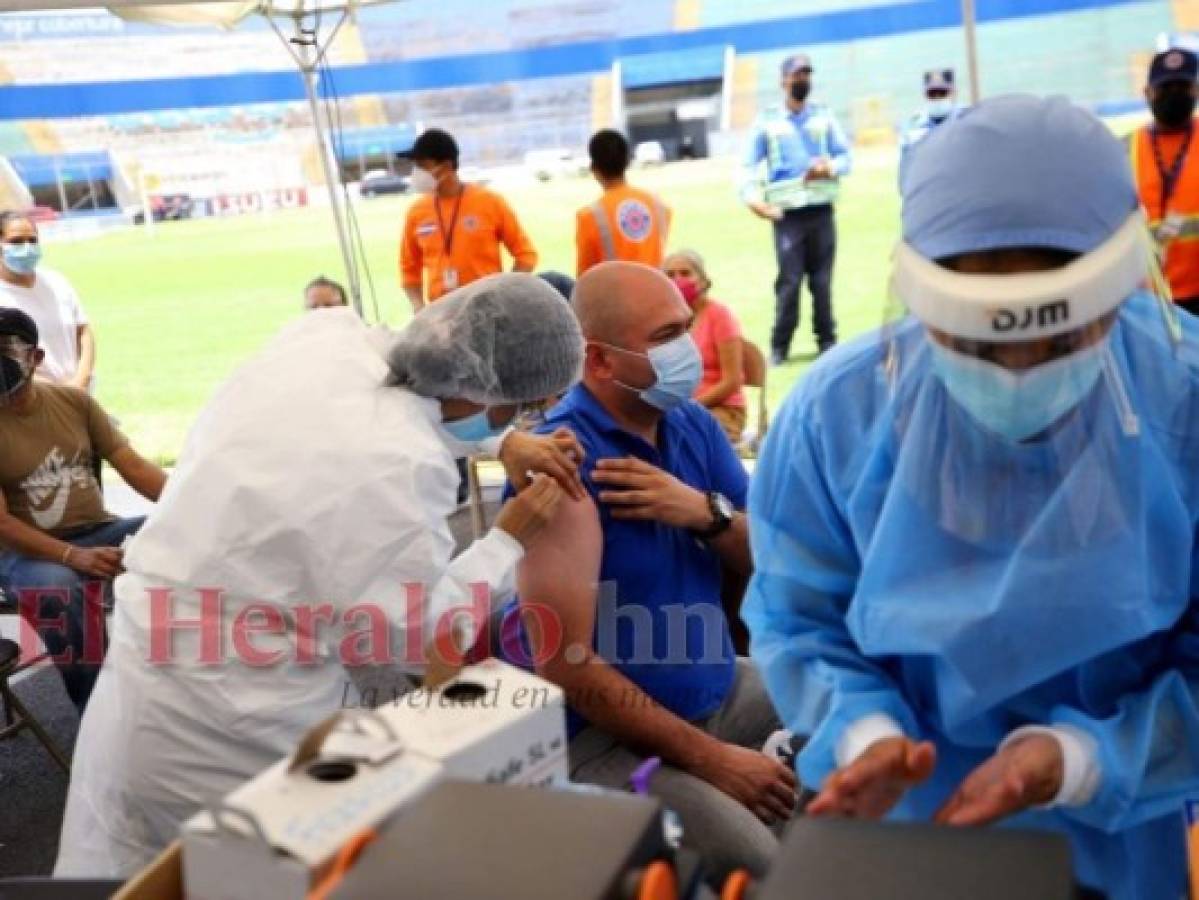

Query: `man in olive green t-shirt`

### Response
(0, 308, 166, 713)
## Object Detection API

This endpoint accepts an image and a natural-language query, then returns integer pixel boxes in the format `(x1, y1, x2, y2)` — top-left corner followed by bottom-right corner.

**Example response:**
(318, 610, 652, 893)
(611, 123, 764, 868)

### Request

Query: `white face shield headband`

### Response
(891, 212, 1151, 344)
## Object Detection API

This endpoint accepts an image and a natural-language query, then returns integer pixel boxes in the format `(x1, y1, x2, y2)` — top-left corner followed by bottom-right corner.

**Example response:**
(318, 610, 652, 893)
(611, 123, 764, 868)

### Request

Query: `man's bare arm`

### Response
(0, 490, 73, 562)
(518, 493, 722, 771)
(518, 493, 798, 820)
(108, 446, 167, 502)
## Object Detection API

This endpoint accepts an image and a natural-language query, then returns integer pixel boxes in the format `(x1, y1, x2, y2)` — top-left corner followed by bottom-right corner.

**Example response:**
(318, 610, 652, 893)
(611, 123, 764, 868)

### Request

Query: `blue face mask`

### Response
(926, 98, 954, 121)
(929, 339, 1106, 442)
(607, 333, 702, 411)
(441, 409, 509, 447)
(2, 243, 41, 276)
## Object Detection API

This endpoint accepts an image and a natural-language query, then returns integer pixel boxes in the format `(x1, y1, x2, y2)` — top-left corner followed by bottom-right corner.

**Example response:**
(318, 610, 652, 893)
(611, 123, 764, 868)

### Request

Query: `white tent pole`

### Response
(961, 0, 981, 104)
(275, 11, 363, 317)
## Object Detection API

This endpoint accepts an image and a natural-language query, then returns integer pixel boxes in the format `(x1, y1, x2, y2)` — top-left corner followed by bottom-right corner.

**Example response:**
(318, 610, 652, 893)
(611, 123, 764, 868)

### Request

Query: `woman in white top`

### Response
(0, 212, 94, 390)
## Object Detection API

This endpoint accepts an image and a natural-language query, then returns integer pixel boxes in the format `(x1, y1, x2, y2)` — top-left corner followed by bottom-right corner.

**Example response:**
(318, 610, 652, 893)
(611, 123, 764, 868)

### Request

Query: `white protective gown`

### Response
(54, 308, 523, 877)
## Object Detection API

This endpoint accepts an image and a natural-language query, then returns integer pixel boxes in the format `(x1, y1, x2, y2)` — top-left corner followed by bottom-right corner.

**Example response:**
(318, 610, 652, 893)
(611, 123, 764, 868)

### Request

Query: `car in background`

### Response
(360, 169, 409, 198)
(132, 193, 194, 224)
(633, 141, 666, 167)
(523, 148, 588, 181)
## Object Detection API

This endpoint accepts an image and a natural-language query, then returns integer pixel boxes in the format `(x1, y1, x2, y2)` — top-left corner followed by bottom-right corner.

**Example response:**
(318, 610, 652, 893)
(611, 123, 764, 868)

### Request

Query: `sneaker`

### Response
(770, 349, 788, 366)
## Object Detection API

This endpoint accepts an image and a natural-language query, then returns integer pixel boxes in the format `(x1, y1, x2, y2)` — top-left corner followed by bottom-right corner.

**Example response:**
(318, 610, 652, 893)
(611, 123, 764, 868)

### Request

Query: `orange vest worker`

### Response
(1132, 48, 1199, 307)
(575, 183, 671, 276)
(401, 184, 538, 303)
(1131, 124, 1199, 303)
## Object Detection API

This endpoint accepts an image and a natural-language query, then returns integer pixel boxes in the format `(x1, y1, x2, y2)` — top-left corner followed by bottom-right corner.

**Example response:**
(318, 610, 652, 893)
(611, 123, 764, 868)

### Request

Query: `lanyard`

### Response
(1151, 123, 1194, 220)
(434, 184, 466, 257)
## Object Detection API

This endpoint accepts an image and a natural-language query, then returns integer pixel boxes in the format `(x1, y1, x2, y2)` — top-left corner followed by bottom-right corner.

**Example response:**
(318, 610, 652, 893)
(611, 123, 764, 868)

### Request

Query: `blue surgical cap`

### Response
(901, 94, 1138, 260)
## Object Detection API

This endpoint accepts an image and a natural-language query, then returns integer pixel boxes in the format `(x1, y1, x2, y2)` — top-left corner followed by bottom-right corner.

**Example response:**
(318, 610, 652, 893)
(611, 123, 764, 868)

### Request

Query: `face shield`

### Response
(874, 203, 1190, 558)
(886, 211, 1176, 434)
(812, 93, 1199, 737)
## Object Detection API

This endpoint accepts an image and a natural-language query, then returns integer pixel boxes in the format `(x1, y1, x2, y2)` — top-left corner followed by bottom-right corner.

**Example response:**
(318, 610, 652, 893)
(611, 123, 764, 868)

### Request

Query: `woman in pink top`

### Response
(663, 249, 747, 444)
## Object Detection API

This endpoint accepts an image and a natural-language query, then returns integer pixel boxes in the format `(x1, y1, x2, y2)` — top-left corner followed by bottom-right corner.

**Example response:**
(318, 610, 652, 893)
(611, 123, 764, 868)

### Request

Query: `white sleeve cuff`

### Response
(835, 713, 905, 767)
(478, 425, 516, 459)
(999, 725, 1101, 808)
(483, 526, 525, 566)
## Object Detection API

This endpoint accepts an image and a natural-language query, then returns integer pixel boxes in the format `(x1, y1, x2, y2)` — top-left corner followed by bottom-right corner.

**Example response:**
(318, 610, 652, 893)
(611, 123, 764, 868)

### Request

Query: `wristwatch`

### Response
(694, 491, 736, 541)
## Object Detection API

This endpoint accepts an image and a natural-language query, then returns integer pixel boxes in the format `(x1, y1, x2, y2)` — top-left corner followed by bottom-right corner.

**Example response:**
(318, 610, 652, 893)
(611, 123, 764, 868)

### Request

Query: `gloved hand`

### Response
(807, 736, 936, 820)
(934, 733, 1063, 826)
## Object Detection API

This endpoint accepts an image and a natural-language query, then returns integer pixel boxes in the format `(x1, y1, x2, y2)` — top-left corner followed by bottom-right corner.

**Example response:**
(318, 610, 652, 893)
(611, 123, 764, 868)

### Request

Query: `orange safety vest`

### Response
(1130, 123, 1199, 302)
(575, 184, 671, 275)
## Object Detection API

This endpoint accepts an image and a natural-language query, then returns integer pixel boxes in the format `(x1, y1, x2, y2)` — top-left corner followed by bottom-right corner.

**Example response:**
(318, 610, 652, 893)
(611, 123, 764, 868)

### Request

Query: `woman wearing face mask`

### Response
(54, 273, 586, 878)
(662, 250, 747, 444)
(746, 95, 1199, 900)
(0, 211, 95, 391)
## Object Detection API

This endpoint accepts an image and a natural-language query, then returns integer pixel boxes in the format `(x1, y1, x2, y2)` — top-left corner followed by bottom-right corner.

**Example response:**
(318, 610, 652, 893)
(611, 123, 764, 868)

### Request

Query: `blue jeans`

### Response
(0, 516, 146, 714)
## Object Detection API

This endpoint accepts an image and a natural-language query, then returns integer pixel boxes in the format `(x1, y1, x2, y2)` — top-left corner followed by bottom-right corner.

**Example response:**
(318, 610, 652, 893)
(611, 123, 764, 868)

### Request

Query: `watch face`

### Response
(714, 493, 735, 520)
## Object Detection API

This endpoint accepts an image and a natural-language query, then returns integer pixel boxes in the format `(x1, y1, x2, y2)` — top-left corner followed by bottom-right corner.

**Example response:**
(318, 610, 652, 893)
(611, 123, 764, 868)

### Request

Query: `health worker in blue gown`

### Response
(745, 93, 1199, 900)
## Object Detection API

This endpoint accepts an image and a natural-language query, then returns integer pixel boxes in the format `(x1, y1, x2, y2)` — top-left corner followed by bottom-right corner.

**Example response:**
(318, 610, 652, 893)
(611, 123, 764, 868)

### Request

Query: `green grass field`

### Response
(49, 151, 902, 463)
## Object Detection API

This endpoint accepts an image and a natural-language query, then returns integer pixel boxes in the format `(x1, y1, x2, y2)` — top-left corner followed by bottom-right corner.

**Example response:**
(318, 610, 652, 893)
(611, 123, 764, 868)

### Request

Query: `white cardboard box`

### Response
(181, 712, 442, 900)
(174, 662, 568, 900)
(375, 658, 569, 787)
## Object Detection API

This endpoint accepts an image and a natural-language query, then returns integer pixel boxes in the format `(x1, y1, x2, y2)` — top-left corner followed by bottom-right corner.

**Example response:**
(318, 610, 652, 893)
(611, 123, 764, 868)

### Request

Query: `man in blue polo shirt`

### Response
(508, 261, 797, 880)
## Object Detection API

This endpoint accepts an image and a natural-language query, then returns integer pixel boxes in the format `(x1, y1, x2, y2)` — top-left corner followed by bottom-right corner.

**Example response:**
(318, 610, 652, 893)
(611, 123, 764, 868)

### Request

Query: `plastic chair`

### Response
(739, 338, 769, 455)
(0, 636, 71, 772)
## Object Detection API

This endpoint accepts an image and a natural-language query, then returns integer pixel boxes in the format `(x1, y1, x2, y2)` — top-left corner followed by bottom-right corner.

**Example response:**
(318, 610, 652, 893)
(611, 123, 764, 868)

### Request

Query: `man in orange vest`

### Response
(1132, 47, 1199, 314)
(401, 128, 539, 313)
(575, 129, 672, 276)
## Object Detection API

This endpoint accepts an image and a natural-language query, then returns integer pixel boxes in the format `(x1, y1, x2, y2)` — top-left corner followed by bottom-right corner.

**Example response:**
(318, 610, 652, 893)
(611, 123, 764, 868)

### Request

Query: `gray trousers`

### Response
(568, 660, 785, 882)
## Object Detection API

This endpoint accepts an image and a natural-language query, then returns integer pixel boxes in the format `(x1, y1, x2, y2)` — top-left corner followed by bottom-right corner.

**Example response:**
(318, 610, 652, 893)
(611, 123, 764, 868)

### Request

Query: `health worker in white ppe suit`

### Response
(746, 94, 1199, 900)
(54, 273, 586, 877)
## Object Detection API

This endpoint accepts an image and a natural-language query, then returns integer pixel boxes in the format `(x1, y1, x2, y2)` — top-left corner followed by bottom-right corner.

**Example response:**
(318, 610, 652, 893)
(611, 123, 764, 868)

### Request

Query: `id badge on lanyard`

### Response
(436, 187, 466, 295)
(1153, 125, 1194, 246)
(1159, 213, 1186, 243)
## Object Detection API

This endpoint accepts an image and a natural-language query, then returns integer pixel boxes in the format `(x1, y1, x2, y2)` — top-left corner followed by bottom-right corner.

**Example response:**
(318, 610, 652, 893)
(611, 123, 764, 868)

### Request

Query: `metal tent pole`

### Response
(961, 0, 981, 104)
(277, 11, 363, 316)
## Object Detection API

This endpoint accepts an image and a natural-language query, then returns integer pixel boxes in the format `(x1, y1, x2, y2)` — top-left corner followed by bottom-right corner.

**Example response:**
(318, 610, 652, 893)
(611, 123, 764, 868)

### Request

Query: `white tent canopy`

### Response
(67, 0, 407, 315)
(0, 1, 395, 22)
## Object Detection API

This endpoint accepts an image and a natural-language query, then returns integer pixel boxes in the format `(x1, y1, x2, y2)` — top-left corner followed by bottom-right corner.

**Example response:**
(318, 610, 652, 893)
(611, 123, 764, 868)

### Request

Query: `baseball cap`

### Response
(1149, 48, 1198, 87)
(0, 307, 37, 347)
(780, 53, 812, 76)
(924, 68, 955, 92)
(408, 128, 460, 165)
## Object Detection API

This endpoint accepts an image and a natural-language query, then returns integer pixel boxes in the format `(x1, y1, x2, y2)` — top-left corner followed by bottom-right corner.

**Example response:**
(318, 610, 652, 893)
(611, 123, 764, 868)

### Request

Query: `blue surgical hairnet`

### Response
(901, 94, 1138, 260)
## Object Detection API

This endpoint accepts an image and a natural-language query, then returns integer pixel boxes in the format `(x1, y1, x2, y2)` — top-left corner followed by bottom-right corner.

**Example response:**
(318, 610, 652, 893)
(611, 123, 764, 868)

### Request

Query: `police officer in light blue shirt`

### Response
(741, 53, 852, 364)
(899, 68, 965, 168)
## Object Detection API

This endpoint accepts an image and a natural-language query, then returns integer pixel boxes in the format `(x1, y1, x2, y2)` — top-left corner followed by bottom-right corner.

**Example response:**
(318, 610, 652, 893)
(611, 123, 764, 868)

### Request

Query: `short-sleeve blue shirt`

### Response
(501, 384, 748, 730)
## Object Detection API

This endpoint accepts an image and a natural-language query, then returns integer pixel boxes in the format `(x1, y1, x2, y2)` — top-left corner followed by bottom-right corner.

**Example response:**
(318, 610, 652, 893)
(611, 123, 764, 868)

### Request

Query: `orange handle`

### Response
(636, 859, 678, 900)
(721, 868, 752, 900)
(307, 827, 378, 900)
